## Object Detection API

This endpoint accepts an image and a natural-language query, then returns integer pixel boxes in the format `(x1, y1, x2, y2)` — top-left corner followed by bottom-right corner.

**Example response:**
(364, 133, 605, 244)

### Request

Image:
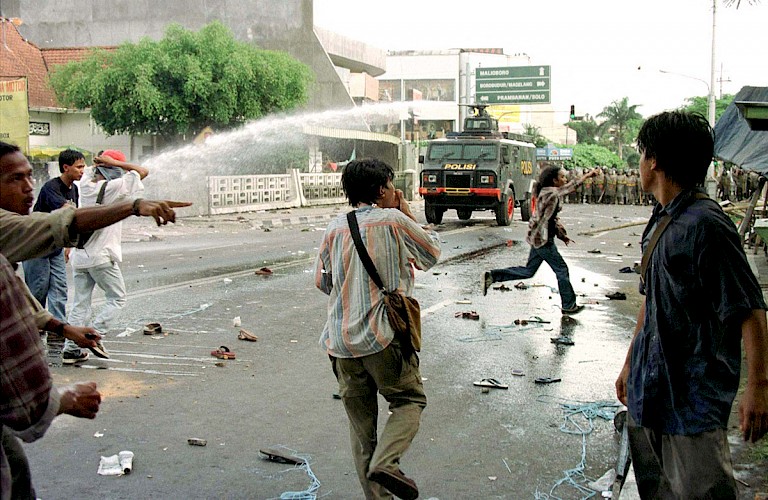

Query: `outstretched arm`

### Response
(73, 199, 192, 231)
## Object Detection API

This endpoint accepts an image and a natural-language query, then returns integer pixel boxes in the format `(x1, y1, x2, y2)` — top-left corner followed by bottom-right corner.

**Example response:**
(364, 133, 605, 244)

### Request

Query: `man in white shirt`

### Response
(63, 150, 148, 364)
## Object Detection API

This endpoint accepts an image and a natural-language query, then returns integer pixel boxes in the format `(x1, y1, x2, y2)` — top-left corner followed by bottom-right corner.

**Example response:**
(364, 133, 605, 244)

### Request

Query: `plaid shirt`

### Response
(0, 254, 60, 500)
(315, 206, 441, 358)
(526, 178, 585, 249)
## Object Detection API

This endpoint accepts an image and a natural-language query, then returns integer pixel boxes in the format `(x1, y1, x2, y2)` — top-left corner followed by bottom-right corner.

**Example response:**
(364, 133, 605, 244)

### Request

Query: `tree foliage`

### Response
(597, 97, 643, 159)
(562, 143, 623, 170)
(565, 114, 603, 145)
(678, 94, 734, 122)
(522, 123, 548, 147)
(49, 21, 314, 139)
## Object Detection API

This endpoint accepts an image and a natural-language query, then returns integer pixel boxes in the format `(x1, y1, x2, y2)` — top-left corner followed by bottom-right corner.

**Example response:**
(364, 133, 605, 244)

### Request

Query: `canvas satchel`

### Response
(347, 211, 422, 353)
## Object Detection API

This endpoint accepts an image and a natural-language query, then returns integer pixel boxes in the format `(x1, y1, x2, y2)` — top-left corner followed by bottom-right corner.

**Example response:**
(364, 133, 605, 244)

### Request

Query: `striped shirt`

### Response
(1, 253, 61, 500)
(315, 206, 441, 358)
(526, 178, 585, 249)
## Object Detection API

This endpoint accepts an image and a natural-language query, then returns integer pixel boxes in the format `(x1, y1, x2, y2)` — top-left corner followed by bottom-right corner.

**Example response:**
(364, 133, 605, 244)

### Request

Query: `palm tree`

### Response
(597, 97, 642, 160)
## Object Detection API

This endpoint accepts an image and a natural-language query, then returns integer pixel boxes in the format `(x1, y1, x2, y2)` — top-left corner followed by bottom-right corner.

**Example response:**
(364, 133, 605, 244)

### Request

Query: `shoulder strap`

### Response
(346, 211, 386, 292)
(640, 192, 712, 284)
(96, 181, 109, 205)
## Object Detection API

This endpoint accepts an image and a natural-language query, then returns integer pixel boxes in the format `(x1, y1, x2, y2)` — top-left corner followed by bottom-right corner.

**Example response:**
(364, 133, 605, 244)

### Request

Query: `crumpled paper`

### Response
(97, 450, 134, 476)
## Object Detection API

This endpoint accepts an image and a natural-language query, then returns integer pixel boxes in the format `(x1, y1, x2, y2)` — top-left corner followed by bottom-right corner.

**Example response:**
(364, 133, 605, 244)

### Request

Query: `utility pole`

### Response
(708, 0, 717, 127)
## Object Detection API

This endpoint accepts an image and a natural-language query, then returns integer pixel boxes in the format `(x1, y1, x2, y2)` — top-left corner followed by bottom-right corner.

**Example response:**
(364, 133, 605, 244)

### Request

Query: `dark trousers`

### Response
(627, 415, 738, 499)
(490, 242, 577, 309)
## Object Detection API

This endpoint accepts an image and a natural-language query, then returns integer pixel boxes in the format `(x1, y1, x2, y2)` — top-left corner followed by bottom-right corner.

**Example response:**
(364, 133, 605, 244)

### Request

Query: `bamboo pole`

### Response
(578, 220, 647, 236)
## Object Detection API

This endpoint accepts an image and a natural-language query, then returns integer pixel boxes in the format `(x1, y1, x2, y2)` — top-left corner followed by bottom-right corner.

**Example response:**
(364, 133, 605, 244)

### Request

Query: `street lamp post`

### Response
(658, 68, 717, 196)
(658, 69, 715, 125)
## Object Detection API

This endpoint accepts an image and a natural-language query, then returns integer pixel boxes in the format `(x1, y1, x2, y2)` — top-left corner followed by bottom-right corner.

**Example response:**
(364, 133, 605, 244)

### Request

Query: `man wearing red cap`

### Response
(63, 150, 149, 364)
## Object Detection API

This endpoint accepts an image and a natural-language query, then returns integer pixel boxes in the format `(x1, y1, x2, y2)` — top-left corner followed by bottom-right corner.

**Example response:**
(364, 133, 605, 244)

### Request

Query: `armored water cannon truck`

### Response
(418, 104, 538, 225)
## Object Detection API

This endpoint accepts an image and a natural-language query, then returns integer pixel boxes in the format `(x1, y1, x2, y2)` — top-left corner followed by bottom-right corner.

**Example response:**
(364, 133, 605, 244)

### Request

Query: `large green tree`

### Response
(679, 94, 734, 121)
(565, 114, 604, 145)
(49, 21, 314, 141)
(597, 97, 643, 160)
(562, 143, 623, 170)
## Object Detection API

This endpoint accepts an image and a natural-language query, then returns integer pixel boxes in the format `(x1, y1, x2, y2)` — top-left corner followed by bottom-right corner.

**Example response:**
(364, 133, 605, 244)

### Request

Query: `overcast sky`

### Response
(314, 0, 768, 121)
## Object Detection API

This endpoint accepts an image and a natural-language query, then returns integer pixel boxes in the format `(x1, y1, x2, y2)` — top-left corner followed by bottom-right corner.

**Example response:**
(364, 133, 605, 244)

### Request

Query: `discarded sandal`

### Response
(605, 292, 627, 300)
(259, 448, 306, 465)
(211, 345, 236, 360)
(255, 267, 273, 276)
(455, 311, 480, 320)
(494, 284, 511, 292)
(237, 329, 258, 342)
(534, 377, 562, 384)
(551, 336, 575, 346)
(587, 249, 602, 254)
(143, 322, 162, 335)
(473, 378, 509, 389)
(514, 282, 529, 290)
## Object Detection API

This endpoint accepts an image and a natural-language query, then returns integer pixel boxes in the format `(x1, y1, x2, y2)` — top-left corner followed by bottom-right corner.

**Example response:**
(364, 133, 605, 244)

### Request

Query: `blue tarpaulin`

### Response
(714, 86, 768, 175)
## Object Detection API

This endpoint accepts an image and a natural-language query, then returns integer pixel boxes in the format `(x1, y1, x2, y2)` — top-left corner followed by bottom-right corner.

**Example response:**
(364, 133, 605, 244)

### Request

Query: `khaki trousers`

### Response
(331, 341, 427, 500)
(627, 415, 738, 499)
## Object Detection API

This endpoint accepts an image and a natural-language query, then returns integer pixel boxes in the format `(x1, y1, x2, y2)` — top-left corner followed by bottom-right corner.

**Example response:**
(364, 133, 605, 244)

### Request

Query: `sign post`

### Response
(475, 66, 551, 105)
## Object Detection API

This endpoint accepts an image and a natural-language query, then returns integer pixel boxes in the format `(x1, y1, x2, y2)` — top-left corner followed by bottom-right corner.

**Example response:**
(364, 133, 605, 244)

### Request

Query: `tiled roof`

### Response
(0, 18, 115, 109)
(0, 18, 58, 108)
(41, 47, 104, 67)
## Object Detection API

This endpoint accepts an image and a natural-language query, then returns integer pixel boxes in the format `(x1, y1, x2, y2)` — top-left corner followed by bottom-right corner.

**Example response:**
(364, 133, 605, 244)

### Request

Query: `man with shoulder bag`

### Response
(315, 158, 441, 499)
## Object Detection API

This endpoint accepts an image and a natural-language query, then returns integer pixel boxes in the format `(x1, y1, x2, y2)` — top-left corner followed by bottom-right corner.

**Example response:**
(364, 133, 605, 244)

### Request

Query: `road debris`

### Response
(255, 267, 273, 275)
(143, 322, 162, 335)
(605, 292, 627, 300)
(259, 447, 306, 465)
(210, 346, 236, 360)
(455, 311, 479, 320)
(187, 438, 207, 446)
(473, 378, 508, 389)
(237, 328, 258, 342)
(97, 451, 135, 476)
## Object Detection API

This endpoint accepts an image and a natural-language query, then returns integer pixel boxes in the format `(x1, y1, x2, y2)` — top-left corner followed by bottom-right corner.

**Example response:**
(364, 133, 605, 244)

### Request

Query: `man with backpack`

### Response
(63, 150, 148, 364)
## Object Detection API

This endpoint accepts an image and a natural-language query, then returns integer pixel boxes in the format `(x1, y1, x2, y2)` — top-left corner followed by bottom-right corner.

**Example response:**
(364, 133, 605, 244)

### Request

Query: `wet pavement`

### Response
(23, 201, 767, 499)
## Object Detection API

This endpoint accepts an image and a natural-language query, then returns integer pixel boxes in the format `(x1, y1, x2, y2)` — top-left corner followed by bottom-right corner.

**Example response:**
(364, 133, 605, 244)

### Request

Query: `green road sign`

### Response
(475, 66, 551, 105)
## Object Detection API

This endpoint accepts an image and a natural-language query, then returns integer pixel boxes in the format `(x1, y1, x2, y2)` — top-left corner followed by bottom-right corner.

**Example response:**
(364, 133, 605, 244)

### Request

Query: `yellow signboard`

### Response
(488, 105, 521, 123)
(0, 78, 29, 154)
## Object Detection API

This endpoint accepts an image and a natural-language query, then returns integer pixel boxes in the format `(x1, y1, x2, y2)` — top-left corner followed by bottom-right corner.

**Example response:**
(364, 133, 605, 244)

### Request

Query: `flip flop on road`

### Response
(211, 345, 236, 360)
(143, 322, 162, 335)
(473, 378, 508, 389)
(534, 377, 562, 384)
(237, 328, 258, 342)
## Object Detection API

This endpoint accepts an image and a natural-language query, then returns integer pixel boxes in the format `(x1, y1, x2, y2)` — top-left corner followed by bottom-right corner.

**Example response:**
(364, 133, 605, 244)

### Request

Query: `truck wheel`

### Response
(495, 193, 513, 226)
(425, 201, 444, 225)
(520, 192, 533, 222)
(457, 208, 472, 221)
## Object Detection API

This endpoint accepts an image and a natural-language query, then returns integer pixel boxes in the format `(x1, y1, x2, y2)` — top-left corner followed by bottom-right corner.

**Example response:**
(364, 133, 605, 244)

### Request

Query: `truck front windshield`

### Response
(428, 143, 498, 161)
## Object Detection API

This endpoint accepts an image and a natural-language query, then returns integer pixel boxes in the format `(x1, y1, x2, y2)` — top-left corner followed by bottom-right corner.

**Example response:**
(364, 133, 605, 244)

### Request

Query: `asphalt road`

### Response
(24, 202, 766, 499)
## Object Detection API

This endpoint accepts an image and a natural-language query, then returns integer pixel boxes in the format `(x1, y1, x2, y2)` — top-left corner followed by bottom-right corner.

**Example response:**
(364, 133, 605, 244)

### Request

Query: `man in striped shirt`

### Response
(315, 158, 440, 500)
(0, 252, 102, 500)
